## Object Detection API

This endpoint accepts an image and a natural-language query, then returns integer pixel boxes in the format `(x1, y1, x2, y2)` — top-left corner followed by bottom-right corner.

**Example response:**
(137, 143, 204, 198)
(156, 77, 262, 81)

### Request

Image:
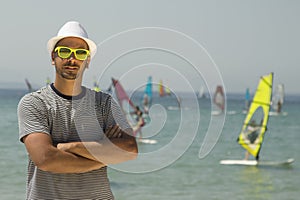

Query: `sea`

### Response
(0, 88, 299, 200)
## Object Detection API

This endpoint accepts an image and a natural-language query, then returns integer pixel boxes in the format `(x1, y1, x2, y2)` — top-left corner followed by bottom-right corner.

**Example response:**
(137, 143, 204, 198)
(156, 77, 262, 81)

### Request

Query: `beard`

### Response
(55, 64, 83, 80)
(61, 70, 78, 80)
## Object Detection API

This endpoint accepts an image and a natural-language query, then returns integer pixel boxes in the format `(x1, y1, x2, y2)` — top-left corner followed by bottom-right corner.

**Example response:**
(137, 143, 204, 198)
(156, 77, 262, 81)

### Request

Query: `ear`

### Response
(85, 57, 91, 69)
(51, 52, 55, 65)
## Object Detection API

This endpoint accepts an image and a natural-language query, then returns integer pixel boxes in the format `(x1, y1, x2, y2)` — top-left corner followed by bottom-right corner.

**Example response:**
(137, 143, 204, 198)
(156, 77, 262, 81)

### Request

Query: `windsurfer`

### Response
(277, 101, 282, 113)
(142, 94, 149, 114)
(244, 120, 261, 160)
(132, 106, 145, 140)
(213, 85, 225, 113)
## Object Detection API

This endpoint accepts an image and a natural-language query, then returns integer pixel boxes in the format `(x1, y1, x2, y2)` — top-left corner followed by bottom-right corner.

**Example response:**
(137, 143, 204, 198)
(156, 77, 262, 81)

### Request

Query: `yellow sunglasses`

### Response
(54, 46, 90, 61)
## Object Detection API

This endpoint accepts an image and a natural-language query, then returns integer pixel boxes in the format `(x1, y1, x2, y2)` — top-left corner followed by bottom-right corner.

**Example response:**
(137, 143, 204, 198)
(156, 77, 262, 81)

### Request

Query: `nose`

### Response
(67, 52, 76, 60)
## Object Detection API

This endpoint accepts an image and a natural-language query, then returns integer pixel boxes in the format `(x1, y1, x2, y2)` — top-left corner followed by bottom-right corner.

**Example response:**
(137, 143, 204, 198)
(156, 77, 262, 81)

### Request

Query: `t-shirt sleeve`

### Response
(18, 94, 50, 142)
(106, 95, 133, 134)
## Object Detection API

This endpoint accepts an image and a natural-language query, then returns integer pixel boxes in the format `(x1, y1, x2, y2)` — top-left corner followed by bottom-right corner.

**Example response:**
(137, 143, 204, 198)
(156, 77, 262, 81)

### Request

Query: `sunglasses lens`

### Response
(58, 47, 72, 58)
(75, 50, 88, 60)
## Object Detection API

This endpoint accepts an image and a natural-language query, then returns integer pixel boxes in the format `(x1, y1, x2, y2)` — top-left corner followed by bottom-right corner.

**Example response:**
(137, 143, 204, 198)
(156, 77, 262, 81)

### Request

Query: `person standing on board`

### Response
(213, 85, 225, 113)
(17, 21, 138, 200)
(244, 120, 261, 160)
(276, 100, 282, 113)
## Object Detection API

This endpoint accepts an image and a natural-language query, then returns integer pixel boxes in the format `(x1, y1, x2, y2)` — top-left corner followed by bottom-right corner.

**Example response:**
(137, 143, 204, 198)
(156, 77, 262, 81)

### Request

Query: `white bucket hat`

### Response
(47, 21, 97, 58)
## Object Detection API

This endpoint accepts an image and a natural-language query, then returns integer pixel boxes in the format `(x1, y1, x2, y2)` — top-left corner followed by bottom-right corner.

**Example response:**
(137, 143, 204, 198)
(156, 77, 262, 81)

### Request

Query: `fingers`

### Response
(57, 143, 70, 152)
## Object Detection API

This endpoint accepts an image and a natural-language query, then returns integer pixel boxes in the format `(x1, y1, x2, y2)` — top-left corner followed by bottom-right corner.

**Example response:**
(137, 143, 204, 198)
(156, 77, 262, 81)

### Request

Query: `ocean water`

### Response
(0, 89, 299, 200)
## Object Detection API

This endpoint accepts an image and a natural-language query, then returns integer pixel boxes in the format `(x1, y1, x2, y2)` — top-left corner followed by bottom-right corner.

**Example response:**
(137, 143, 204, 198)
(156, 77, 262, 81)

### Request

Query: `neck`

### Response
(54, 77, 83, 96)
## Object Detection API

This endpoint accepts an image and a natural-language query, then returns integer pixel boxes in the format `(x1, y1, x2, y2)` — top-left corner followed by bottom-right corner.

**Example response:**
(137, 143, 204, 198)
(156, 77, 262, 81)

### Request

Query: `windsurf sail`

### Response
(271, 83, 284, 113)
(244, 88, 250, 111)
(25, 78, 33, 92)
(111, 77, 145, 137)
(165, 82, 171, 96)
(111, 78, 136, 113)
(158, 79, 165, 97)
(213, 85, 225, 113)
(197, 86, 206, 98)
(237, 73, 273, 160)
(142, 76, 153, 114)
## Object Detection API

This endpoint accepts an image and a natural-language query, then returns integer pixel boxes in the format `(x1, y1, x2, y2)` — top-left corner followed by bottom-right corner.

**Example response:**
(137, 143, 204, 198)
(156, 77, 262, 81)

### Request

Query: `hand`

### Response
(57, 143, 72, 152)
(105, 125, 123, 139)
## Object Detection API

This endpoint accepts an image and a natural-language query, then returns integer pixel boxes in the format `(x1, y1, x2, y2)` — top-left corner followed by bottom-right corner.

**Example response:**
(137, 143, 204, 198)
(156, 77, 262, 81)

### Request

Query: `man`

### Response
(18, 21, 138, 199)
(244, 120, 260, 160)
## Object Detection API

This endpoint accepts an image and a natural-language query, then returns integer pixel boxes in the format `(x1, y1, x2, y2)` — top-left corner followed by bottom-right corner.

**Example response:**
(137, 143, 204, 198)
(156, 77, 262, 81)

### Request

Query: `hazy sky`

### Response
(0, 0, 299, 95)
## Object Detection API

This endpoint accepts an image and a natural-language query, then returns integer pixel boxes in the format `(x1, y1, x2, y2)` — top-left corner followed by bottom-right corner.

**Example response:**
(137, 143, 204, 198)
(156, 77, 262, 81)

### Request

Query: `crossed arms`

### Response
(22, 125, 138, 174)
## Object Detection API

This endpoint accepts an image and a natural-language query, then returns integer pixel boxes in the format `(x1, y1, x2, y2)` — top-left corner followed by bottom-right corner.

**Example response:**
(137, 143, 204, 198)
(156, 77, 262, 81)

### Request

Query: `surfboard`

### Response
(167, 106, 179, 110)
(258, 158, 294, 166)
(220, 159, 258, 166)
(220, 158, 294, 166)
(227, 110, 237, 115)
(211, 110, 223, 116)
(138, 139, 157, 144)
(269, 111, 288, 116)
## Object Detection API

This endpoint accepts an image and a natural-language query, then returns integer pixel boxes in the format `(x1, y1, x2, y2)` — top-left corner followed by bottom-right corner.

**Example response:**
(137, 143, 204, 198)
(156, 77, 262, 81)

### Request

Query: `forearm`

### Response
(58, 137, 138, 165)
(37, 146, 105, 174)
(23, 133, 106, 174)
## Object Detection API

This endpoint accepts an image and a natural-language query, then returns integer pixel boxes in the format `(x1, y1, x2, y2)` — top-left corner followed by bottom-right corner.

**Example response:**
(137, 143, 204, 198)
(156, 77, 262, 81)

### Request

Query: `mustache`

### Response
(64, 61, 79, 67)
(63, 59, 88, 68)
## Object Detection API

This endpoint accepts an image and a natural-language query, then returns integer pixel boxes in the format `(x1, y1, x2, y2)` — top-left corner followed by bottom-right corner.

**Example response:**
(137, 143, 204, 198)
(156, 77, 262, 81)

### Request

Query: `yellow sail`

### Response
(159, 80, 164, 97)
(237, 73, 273, 160)
(165, 86, 171, 96)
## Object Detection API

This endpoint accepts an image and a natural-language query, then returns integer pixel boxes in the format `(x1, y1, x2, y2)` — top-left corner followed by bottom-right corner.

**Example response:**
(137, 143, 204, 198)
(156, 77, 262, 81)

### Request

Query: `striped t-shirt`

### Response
(18, 84, 131, 200)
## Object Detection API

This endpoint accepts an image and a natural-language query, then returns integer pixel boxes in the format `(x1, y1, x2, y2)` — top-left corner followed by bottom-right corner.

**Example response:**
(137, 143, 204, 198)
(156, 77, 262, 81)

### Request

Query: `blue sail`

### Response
(245, 88, 250, 111)
(142, 76, 153, 114)
(145, 76, 152, 102)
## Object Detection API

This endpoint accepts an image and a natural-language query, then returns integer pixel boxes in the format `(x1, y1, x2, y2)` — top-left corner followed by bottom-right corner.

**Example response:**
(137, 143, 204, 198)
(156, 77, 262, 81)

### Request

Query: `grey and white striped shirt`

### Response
(18, 84, 131, 200)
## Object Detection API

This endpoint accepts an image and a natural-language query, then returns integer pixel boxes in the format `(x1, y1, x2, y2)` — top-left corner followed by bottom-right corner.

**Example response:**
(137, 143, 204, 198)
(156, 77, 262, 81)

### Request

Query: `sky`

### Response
(0, 0, 299, 95)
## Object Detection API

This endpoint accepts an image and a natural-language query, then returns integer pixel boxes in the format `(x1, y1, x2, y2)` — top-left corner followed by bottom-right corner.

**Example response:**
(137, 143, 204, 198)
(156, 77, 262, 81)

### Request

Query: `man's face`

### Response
(52, 37, 90, 80)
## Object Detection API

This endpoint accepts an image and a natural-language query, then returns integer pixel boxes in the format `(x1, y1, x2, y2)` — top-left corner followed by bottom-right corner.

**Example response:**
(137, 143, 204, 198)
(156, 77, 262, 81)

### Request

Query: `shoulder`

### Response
(82, 88, 114, 110)
(91, 89, 113, 104)
(18, 86, 52, 108)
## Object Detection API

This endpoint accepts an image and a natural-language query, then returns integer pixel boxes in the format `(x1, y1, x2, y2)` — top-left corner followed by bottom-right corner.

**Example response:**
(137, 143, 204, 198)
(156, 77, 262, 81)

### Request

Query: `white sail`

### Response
(271, 83, 284, 113)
